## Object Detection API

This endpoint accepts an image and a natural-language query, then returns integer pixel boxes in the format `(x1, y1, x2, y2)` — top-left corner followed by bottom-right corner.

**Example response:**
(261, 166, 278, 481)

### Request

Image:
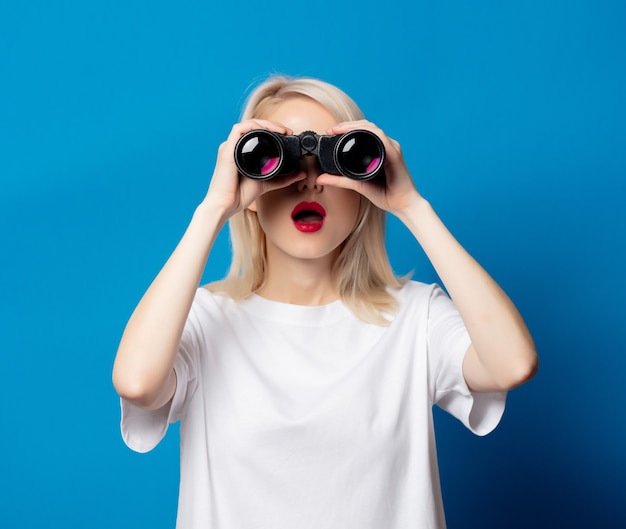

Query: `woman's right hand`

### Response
(115, 119, 307, 410)
(203, 119, 304, 221)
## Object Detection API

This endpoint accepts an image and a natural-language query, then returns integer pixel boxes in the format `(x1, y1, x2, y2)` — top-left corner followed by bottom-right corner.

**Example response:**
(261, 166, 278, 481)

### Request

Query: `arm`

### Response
(320, 122, 538, 392)
(112, 119, 303, 409)
(111, 203, 226, 410)
(396, 197, 538, 392)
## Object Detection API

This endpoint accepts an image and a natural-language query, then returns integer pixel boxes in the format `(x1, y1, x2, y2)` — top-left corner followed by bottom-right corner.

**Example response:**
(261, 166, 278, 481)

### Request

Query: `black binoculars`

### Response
(234, 129, 385, 181)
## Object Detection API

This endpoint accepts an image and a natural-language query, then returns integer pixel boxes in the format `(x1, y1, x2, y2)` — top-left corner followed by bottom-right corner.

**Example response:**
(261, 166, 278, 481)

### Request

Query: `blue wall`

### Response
(1, 1, 625, 527)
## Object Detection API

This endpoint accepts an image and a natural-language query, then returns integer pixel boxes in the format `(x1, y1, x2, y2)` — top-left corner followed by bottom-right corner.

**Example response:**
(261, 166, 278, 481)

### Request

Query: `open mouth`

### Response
(291, 201, 326, 233)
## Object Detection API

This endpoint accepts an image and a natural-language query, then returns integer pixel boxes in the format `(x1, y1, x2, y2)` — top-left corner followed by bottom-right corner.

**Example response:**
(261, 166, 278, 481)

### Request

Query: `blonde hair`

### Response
(207, 75, 406, 324)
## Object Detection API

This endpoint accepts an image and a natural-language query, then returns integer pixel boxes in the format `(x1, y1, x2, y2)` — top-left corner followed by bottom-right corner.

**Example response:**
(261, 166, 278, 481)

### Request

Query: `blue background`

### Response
(1, 1, 625, 527)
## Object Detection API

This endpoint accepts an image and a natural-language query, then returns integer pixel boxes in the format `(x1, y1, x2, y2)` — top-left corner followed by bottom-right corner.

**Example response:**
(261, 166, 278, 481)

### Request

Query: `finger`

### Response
(325, 121, 401, 160)
(256, 172, 307, 194)
(325, 120, 371, 135)
(227, 120, 293, 143)
(316, 173, 365, 193)
(249, 118, 294, 136)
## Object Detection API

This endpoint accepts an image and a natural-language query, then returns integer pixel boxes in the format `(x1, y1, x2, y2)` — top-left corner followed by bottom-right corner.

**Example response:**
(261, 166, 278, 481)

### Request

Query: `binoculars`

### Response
(234, 129, 385, 181)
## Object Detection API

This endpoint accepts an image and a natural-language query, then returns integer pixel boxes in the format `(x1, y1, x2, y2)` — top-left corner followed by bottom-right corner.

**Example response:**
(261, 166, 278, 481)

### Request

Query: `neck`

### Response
(255, 247, 340, 306)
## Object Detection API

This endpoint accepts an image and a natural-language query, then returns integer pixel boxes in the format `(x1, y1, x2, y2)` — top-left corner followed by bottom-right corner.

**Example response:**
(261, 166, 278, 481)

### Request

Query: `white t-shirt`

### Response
(121, 281, 506, 529)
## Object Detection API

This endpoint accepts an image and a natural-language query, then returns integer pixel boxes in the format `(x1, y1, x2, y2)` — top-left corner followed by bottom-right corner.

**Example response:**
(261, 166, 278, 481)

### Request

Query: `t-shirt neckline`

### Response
(239, 292, 352, 326)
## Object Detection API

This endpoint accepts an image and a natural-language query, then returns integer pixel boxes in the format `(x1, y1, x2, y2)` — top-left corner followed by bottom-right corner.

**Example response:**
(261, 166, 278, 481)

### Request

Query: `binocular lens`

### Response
(336, 131, 384, 179)
(236, 132, 282, 178)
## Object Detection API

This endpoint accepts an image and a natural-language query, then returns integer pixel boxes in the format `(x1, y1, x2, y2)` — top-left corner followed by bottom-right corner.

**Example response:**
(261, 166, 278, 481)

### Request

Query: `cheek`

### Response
(255, 196, 288, 232)
(256, 208, 278, 232)
(342, 193, 363, 230)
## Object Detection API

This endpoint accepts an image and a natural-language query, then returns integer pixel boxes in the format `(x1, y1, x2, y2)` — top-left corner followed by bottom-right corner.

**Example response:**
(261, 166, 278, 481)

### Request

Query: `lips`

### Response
(291, 201, 326, 233)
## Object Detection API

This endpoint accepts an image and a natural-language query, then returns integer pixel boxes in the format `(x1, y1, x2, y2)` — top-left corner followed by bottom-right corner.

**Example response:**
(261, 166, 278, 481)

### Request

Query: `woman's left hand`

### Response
(317, 121, 422, 216)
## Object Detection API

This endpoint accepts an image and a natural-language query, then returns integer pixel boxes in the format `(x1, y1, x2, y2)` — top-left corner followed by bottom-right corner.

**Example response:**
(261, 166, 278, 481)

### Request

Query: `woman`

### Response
(113, 75, 538, 528)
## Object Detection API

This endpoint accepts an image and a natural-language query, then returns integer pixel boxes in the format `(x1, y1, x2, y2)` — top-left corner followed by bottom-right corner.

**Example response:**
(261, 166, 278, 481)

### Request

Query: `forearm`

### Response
(112, 200, 228, 408)
(396, 196, 537, 391)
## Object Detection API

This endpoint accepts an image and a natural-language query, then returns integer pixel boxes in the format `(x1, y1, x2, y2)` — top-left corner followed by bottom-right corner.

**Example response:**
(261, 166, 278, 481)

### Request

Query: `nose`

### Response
(296, 156, 322, 192)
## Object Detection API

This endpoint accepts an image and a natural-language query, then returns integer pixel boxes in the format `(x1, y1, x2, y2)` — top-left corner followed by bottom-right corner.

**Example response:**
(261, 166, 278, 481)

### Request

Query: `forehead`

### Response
(264, 97, 338, 135)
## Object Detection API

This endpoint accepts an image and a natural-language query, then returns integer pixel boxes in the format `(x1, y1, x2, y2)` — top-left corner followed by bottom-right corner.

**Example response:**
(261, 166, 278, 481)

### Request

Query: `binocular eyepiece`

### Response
(234, 129, 385, 181)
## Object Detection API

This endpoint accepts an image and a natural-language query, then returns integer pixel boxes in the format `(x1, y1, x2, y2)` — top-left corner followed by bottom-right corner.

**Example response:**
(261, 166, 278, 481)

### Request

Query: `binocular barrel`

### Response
(234, 129, 385, 181)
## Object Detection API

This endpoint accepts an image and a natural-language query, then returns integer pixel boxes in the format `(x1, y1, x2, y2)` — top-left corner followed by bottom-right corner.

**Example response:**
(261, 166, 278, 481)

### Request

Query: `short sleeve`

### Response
(120, 296, 202, 453)
(426, 285, 507, 436)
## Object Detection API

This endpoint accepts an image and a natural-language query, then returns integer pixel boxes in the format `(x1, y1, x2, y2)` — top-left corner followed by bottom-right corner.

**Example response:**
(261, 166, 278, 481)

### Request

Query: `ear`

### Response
(247, 200, 258, 213)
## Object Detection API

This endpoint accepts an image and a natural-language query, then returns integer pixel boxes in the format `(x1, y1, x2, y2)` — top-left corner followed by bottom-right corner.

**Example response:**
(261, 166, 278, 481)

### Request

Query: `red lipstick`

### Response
(291, 201, 326, 233)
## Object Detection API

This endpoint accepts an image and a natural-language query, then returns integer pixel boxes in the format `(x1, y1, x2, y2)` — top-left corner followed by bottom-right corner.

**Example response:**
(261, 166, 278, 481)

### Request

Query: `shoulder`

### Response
(179, 288, 243, 349)
(392, 280, 440, 307)
(195, 286, 236, 310)
(184, 287, 238, 329)
(383, 280, 442, 326)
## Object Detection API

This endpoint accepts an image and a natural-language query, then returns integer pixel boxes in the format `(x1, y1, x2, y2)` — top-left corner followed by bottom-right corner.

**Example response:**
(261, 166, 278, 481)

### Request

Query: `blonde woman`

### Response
(113, 75, 538, 528)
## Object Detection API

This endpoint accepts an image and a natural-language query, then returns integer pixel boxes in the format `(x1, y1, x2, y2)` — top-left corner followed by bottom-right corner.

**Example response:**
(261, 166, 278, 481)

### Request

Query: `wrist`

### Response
(394, 194, 432, 227)
(193, 199, 230, 232)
